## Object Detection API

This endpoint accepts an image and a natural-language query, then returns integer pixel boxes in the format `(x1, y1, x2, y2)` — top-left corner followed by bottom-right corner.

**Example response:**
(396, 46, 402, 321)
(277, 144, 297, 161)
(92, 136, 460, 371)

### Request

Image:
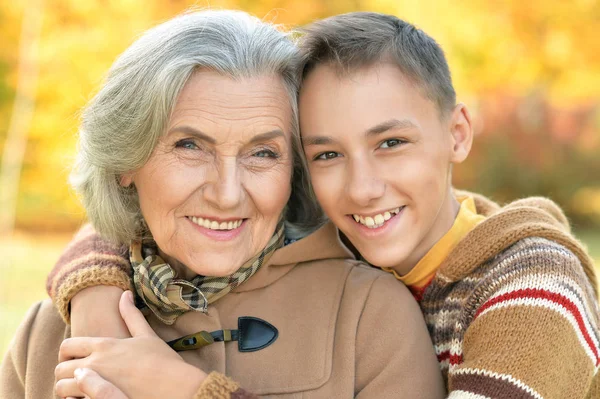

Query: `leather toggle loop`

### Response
(167, 316, 278, 353)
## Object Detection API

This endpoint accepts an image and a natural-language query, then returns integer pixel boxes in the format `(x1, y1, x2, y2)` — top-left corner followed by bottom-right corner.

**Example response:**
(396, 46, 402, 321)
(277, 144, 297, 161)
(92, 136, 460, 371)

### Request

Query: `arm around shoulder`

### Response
(355, 273, 445, 399)
(45, 224, 132, 331)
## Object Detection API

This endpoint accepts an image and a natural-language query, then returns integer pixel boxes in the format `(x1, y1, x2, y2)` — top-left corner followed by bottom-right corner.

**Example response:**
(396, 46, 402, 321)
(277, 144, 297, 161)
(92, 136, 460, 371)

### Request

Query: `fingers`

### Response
(55, 358, 84, 381)
(74, 368, 129, 399)
(55, 377, 85, 398)
(119, 291, 154, 337)
(59, 337, 98, 363)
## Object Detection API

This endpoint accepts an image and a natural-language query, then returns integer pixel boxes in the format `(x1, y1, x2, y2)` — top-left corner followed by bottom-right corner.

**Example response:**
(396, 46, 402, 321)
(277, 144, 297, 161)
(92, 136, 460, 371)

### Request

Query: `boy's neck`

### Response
(392, 192, 461, 276)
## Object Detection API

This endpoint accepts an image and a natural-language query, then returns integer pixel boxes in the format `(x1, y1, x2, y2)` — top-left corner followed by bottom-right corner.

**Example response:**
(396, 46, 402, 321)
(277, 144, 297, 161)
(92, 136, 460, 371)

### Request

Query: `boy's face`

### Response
(299, 63, 472, 273)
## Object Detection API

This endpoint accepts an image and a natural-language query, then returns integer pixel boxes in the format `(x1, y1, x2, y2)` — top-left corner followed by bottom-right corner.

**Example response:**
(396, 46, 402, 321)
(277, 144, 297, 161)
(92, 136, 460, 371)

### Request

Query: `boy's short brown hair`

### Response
(298, 12, 456, 117)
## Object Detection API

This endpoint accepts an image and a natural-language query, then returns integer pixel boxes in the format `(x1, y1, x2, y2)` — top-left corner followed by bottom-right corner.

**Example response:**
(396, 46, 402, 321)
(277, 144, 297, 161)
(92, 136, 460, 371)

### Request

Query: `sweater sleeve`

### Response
(194, 372, 257, 399)
(446, 243, 600, 398)
(45, 224, 133, 324)
(355, 274, 446, 398)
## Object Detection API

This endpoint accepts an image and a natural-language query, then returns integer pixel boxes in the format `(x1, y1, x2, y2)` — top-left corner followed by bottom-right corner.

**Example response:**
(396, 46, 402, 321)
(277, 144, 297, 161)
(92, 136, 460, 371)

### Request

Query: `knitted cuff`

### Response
(194, 372, 256, 399)
(53, 266, 133, 324)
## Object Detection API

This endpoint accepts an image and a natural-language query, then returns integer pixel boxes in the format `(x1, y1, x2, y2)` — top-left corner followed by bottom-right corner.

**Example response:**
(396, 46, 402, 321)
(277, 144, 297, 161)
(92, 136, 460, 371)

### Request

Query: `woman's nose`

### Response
(346, 159, 385, 207)
(204, 157, 243, 210)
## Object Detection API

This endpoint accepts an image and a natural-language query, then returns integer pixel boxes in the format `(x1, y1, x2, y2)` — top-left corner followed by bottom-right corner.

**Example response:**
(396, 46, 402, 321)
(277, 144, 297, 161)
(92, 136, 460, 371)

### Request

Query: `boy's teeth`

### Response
(190, 217, 243, 230)
(352, 207, 403, 229)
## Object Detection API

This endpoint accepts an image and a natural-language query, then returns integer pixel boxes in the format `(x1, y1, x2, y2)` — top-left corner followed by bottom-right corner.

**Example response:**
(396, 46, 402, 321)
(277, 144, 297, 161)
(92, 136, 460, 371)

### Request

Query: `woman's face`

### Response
(124, 70, 293, 278)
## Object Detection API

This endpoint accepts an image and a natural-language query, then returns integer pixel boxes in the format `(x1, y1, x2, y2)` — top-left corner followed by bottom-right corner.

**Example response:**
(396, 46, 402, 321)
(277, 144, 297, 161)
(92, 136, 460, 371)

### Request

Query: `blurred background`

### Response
(1, 0, 599, 357)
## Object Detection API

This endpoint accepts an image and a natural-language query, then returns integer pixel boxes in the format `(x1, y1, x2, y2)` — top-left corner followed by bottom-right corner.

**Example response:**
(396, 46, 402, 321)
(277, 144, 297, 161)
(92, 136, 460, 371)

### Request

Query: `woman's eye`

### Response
(175, 139, 199, 150)
(315, 151, 340, 160)
(379, 139, 404, 149)
(254, 149, 279, 158)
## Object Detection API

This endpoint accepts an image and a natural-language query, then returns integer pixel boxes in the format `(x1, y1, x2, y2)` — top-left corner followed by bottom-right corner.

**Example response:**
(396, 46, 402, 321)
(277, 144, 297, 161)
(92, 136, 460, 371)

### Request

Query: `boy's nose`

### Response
(346, 160, 385, 207)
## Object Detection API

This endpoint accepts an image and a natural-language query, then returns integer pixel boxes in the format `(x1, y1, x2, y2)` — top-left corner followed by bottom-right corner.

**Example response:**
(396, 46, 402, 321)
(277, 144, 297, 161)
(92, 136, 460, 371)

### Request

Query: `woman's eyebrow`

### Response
(167, 127, 285, 144)
(168, 126, 216, 144)
(248, 129, 286, 144)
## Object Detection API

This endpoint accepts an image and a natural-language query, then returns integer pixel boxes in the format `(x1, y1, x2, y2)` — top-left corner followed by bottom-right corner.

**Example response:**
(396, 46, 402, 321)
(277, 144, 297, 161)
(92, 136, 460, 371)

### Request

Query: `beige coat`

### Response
(0, 223, 445, 398)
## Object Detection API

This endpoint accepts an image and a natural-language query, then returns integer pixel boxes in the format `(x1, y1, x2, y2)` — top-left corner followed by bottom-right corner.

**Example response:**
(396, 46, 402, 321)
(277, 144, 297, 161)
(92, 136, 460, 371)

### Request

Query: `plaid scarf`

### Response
(130, 221, 285, 325)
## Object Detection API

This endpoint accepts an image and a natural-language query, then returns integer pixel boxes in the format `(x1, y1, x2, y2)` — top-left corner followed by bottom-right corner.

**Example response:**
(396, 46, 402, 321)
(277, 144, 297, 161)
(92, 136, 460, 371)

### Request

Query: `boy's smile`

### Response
(300, 62, 473, 275)
(351, 205, 403, 229)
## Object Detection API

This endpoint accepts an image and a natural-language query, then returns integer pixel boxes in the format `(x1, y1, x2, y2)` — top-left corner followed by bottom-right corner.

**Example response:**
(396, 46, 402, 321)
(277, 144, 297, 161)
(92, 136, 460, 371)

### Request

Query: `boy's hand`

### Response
(70, 286, 130, 338)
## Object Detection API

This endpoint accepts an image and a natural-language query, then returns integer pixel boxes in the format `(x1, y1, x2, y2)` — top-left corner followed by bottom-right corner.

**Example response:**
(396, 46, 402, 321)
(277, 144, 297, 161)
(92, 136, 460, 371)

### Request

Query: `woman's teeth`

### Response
(352, 207, 402, 229)
(189, 216, 243, 230)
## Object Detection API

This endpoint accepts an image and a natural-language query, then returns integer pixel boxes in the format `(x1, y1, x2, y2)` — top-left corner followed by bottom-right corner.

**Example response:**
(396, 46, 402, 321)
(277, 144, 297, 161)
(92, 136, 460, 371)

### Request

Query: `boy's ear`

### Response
(448, 103, 473, 164)
(119, 173, 134, 187)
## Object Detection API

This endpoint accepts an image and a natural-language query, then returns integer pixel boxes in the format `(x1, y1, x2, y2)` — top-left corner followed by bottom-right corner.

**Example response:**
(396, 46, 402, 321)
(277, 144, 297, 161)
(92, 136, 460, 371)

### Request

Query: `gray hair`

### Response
(71, 9, 325, 244)
(298, 12, 456, 117)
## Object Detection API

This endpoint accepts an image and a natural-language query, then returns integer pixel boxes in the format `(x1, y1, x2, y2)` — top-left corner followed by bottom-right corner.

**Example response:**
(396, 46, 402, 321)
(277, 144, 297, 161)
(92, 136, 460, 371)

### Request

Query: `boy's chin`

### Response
(357, 245, 412, 271)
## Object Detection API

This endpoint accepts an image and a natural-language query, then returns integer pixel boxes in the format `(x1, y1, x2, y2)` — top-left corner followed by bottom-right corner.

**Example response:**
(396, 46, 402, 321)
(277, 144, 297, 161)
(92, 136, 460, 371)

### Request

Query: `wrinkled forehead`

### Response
(167, 70, 294, 142)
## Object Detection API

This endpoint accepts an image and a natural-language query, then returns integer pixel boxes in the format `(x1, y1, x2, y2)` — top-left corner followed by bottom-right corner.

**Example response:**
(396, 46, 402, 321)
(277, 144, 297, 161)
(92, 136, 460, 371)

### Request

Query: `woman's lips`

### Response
(186, 216, 246, 241)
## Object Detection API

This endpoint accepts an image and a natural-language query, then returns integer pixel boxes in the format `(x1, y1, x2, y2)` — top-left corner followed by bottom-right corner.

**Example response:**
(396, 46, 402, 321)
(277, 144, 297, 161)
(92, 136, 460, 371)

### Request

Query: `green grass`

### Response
(1, 229, 599, 360)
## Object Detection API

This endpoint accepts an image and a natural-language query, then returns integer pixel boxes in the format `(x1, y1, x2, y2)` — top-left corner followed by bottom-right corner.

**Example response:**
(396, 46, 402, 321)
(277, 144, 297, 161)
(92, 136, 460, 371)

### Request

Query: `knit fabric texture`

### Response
(422, 191, 600, 398)
(46, 224, 133, 323)
(194, 372, 257, 399)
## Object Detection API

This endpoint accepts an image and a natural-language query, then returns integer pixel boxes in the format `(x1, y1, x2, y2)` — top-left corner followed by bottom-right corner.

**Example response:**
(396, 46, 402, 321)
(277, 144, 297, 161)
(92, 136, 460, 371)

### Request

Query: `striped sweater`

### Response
(46, 193, 600, 398)
(421, 193, 600, 398)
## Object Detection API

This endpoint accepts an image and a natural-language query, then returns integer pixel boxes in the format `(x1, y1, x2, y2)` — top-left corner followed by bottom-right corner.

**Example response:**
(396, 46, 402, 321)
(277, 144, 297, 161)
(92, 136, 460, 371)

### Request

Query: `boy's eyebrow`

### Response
(365, 118, 418, 137)
(302, 118, 418, 147)
(302, 136, 335, 146)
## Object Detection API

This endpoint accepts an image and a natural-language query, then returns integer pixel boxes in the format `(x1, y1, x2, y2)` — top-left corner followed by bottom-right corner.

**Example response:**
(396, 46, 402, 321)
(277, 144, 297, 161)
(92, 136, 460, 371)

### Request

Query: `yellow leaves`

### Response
(1, 0, 599, 231)
(572, 187, 600, 224)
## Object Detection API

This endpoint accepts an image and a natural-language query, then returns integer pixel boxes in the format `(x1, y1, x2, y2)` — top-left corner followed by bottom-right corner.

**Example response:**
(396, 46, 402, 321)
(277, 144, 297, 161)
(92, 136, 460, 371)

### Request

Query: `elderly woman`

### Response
(0, 10, 444, 399)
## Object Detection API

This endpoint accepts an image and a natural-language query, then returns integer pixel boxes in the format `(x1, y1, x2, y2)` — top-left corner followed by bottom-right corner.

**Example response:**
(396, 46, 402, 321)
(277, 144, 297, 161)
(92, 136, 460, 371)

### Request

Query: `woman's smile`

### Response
(186, 215, 247, 242)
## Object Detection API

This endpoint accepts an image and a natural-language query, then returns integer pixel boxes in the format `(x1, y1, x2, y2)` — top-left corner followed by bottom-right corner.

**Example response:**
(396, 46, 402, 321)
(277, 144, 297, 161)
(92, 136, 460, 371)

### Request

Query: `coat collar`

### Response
(233, 222, 355, 292)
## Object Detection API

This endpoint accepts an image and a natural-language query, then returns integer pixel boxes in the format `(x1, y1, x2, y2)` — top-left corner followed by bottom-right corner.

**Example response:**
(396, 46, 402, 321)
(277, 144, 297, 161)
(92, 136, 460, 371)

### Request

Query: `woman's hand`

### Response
(70, 286, 130, 338)
(55, 291, 207, 399)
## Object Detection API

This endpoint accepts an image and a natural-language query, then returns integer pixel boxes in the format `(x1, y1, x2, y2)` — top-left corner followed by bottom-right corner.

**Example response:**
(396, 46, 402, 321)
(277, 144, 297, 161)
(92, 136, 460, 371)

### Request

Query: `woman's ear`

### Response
(448, 103, 474, 164)
(120, 173, 134, 187)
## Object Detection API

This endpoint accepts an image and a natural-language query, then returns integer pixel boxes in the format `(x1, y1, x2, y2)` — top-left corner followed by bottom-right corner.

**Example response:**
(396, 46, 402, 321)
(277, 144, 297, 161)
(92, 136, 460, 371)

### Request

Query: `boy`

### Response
(298, 12, 599, 397)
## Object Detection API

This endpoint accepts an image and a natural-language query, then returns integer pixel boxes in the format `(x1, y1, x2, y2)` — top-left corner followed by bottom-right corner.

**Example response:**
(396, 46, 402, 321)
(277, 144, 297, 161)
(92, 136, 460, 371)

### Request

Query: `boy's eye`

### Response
(315, 151, 341, 160)
(175, 139, 199, 150)
(379, 139, 404, 149)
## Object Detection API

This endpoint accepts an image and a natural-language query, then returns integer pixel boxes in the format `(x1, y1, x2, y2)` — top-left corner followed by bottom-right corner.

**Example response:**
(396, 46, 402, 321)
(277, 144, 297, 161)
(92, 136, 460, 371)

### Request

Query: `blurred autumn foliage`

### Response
(1, 0, 599, 233)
